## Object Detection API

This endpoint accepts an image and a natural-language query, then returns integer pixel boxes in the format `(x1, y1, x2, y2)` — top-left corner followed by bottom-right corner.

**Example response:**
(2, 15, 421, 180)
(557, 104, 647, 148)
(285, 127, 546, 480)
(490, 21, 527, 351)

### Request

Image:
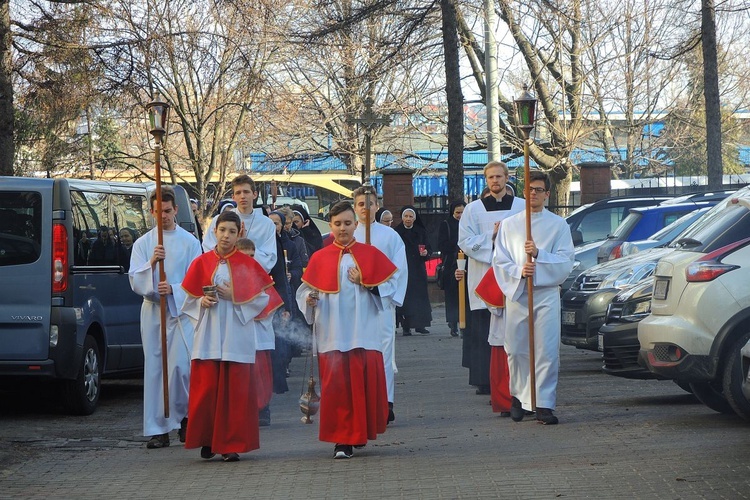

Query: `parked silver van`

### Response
(0, 177, 196, 415)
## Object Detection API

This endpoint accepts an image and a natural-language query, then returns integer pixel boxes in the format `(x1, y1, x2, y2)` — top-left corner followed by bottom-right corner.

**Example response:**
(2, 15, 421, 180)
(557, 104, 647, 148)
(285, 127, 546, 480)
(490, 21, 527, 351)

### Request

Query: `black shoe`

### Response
(146, 433, 170, 449)
(387, 402, 395, 424)
(536, 407, 559, 425)
(258, 405, 271, 427)
(450, 329, 459, 337)
(354, 443, 367, 449)
(178, 417, 188, 443)
(416, 328, 430, 334)
(402, 329, 412, 336)
(200, 446, 215, 459)
(499, 411, 511, 417)
(333, 444, 353, 459)
(475, 386, 490, 395)
(510, 397, 525, 422)
(222, 453, 240, 462)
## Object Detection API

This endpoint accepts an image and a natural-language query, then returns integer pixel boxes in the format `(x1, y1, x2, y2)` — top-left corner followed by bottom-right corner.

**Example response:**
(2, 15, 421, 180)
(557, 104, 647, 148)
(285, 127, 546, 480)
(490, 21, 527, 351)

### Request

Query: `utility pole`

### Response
(485, 0, 500, 162)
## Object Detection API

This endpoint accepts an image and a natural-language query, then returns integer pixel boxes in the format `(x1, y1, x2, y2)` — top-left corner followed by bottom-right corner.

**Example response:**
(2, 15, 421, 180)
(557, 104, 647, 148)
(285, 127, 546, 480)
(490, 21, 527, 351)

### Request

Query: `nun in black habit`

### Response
(394, 205, 432, 335)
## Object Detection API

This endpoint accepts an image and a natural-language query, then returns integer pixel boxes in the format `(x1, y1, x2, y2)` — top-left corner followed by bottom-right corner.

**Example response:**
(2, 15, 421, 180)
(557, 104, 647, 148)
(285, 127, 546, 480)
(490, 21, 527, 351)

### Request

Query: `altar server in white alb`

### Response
(458, 161, 525, 395)
(351, 187, 407, 424)
(492, 171, 574, 425)
(202, 174, 277, 273)
(296, 202, 397, 459)
(129, 186, 203, 448)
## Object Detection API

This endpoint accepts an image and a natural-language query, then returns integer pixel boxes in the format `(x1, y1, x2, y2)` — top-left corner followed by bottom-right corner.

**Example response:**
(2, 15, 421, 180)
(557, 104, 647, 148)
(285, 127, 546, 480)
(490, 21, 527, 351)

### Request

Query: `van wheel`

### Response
(62, 335, 101, 415)
(689, 381, 734, 415)
(722, 331, 750, 420)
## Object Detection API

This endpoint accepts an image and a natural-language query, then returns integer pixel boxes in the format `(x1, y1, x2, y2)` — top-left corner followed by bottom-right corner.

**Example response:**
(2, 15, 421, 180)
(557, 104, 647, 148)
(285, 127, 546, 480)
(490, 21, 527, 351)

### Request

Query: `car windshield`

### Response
(670, 193, 750, 253)
(609, 211, 643, 239)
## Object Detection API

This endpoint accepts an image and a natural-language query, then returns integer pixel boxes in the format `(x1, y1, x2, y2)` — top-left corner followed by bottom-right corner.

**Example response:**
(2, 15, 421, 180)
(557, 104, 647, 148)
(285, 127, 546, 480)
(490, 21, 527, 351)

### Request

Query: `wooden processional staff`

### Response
(147, 94, 171, 419)
(515, 84, 538, 410)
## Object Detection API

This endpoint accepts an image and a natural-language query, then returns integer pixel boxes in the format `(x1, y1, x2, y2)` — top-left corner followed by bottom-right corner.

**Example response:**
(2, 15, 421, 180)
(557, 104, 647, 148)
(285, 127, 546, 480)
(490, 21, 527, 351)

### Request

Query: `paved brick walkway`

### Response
(1, 304, 749, 499)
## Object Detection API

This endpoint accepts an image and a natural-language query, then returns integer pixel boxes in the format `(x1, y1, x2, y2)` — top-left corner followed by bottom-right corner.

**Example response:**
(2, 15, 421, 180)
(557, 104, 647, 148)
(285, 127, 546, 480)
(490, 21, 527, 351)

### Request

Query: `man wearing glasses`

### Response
(492, 171, 575, 425)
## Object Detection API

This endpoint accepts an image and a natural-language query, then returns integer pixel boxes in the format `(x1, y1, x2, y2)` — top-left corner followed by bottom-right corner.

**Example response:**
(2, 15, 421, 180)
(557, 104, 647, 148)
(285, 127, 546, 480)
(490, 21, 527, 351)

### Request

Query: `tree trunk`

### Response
(702, 0, 722, 189)
(548, 162, 572, 217)
(442, 0, 464, 202)
(0, 0, 13, 176)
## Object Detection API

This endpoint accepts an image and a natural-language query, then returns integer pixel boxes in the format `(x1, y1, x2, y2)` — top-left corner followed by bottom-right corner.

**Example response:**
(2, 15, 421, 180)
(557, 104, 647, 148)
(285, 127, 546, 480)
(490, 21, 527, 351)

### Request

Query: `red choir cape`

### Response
(301, 240, 397, 293)
(182, 248, 273, 304)
(255, 285, 284, 320)
(474, 267, 505, 308)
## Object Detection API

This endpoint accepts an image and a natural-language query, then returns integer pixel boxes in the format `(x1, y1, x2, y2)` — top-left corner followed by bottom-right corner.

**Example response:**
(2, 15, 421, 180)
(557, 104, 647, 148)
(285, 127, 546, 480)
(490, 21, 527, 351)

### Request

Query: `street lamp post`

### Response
(352, 97, 390, 244)
(352, 97, 391, 184)
(514, 84, 538, 410)
(146, 92, 171, 419)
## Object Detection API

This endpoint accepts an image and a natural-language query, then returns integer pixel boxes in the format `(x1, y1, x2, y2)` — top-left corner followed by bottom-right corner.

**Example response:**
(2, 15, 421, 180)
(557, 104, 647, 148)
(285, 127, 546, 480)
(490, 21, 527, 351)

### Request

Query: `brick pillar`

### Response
(578, 161, 613, 204)
(381, 168, 413, 225)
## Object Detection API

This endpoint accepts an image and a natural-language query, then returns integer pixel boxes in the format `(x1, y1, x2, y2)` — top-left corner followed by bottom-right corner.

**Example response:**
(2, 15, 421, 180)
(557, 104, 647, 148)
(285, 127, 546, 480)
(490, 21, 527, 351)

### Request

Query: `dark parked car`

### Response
(600, 278, 662, 378)
(561, 247, 671, 351)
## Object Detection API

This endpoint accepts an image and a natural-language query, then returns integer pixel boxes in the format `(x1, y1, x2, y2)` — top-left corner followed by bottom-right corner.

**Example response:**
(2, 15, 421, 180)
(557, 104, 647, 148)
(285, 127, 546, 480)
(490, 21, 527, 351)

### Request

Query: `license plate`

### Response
(562, 310, 576, 325)
(654, 279, 669, 300)
(598, 333, 604, 352)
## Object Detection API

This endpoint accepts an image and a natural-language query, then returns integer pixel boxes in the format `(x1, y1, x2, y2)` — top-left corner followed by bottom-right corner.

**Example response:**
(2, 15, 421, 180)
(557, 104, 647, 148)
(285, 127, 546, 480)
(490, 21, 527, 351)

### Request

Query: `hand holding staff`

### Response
(457, 251, 466, 329)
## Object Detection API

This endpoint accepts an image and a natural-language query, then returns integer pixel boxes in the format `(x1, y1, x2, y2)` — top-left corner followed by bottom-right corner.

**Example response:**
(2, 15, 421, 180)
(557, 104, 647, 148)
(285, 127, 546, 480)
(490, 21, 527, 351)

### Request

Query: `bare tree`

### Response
(457, 0, 598, 210)
(442, 0, 465, 202)
(0, 0, 11, 175)
(702, 0, 722, 188)
(582, 0, 684, 179)
(84, 0, 288, 215)
(279, 0, 446, 177)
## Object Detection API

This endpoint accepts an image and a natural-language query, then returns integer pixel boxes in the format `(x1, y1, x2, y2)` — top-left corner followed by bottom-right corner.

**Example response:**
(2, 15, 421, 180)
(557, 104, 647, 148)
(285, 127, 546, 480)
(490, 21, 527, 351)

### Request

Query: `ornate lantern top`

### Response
(514, 84, 537, 135)
(147, 92, 170, 146)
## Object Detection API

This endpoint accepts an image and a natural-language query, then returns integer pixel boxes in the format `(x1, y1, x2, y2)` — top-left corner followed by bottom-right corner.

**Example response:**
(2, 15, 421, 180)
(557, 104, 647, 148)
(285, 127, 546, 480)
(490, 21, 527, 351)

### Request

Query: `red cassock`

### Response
(475, 268, 511, 413)
(490, 346, 511, 413)
(182, 248, 273, 455)
(301, 241, 395, 446)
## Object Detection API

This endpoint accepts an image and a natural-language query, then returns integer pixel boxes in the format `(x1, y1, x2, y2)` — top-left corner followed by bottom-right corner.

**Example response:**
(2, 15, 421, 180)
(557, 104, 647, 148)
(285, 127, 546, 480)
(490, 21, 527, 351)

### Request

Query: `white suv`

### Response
(638, 187, 750, 419)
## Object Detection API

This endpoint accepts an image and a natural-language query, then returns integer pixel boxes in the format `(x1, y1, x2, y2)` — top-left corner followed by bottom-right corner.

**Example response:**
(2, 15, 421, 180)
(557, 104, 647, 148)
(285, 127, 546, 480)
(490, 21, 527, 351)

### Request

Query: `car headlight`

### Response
(619, 298, 651, 322)
(600, 268, 635, 289)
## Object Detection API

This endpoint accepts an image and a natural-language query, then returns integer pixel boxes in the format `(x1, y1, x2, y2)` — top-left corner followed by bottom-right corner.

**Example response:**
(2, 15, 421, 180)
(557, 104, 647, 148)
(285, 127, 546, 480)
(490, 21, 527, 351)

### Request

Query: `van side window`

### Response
(111, 193, 151, 271)
(0, 191, 42, 266)
(71, 190, 118, 266)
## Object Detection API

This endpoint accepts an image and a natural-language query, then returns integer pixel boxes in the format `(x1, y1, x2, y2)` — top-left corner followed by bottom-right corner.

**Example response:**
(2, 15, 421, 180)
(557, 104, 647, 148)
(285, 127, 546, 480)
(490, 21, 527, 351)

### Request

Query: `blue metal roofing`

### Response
(248, 147, 750, 198)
